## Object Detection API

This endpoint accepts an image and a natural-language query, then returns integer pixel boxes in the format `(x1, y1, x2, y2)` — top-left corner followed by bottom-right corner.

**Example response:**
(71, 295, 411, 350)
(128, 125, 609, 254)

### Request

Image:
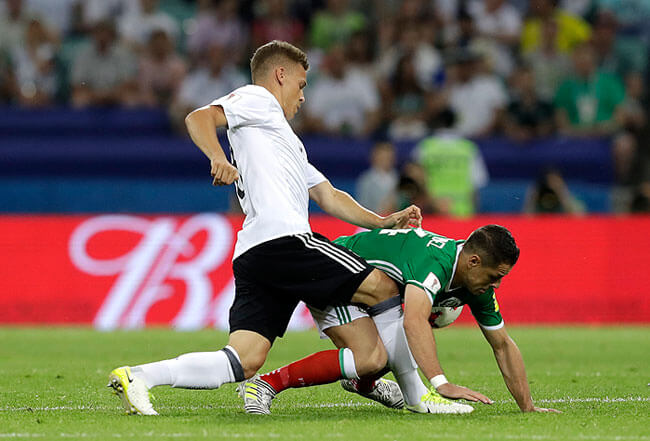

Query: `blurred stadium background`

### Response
(1, 0, 649, 329)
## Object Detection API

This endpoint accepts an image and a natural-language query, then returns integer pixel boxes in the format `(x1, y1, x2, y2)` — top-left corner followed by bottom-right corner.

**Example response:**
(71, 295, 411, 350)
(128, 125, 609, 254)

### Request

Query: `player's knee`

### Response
(354, 345, 388, 376)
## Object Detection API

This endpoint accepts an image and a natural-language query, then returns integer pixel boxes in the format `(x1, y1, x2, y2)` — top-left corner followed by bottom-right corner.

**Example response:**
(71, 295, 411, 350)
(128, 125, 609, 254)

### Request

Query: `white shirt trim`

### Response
(478, 320, 505, 331)
(445, 243, 464, 292)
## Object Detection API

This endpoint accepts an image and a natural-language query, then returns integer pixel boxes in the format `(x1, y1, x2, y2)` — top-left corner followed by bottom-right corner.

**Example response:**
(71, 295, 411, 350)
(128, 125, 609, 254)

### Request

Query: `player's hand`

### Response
(527, 406, 562, 413)
(210, 158, 239, 186)
(382, 205, 422, 229)
(436, 383, 494, 404)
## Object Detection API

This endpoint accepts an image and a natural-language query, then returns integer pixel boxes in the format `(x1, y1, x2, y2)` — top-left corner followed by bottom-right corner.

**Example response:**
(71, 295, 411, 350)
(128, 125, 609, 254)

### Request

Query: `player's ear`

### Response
(275, 66, 285, 85)
(468, 254, 481, 268)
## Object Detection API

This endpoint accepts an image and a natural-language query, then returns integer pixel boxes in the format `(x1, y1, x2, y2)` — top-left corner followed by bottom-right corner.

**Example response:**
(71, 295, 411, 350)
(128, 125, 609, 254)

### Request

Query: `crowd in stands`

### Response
(2, 0, 650, 214)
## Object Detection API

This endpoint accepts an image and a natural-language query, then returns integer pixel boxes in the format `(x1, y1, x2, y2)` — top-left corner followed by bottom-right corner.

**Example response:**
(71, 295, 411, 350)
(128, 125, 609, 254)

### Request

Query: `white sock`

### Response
(372, 305, 429, 405)
(394, 369, 429, 406)
(340, 347, 360, 380)
(133, 347, 240, 390)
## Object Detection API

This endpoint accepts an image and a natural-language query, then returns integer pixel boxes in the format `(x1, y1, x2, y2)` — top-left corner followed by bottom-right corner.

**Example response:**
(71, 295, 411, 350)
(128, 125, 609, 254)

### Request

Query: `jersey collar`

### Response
(248, 84, 284, 114)
(445, 242, 464, 292)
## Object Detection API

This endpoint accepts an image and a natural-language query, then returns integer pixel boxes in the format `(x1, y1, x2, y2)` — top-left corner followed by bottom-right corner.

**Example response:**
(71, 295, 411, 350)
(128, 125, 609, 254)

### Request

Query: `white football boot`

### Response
(341, 378, 405, 409)
(108, 366, 158, 415)
(237, 375, 277, 415)
(406, 388, 474, 414)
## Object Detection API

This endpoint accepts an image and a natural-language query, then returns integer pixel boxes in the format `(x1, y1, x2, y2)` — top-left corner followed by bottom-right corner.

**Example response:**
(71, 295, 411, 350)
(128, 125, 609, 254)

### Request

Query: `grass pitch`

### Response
(0, 326, 648, 441)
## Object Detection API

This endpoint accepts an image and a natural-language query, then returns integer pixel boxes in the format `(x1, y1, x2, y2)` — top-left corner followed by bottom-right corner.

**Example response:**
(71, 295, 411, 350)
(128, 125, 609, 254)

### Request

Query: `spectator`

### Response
(303, 44, 381, 137)
(78, 0, 138, 34)
(467, 0, 522, 77)
(560, 0, 596, 19)
(521, 0, 591, 55)
(137, 29, 187, 108)
(385, 161, 441, 214)
(376, 24, 443, 92)
(524, 168, 585, 214)
(554, 43, 625, 137)
(591, 11, 647, 79)
(187, 0, 247, 62)
(596, 0, 650, 44)
(70, 20, 138, 108)
(0, 53, 17, 104)
(345, 30, 376, 78)
(10, 18, 59, 107)
(502, 65, 555, 142)
(169, 43, 246, 127)
(612, 71, 646, 185)
(118, 0, 179, 52)
(445, 48, 508, 138)
(381, 52, 431, 140)
(309, 0, 367, 50)
(23, 0, 79, 37)
(251, 0, 305, 49)
(413, 109, 489, 217)
(0, 0, 33, 56)
(522, 16, 572, 101)
(355, 142, 399, 213)
(629, 181, 650, 213)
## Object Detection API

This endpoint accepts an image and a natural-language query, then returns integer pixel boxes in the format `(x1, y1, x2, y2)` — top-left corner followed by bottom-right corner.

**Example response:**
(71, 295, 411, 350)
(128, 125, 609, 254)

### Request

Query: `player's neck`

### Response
(255, 80, 283, 111)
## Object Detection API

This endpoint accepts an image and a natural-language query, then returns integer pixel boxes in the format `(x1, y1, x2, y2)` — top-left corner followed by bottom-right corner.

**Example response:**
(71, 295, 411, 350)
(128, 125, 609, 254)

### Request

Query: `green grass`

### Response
(0, 326, 648, 441)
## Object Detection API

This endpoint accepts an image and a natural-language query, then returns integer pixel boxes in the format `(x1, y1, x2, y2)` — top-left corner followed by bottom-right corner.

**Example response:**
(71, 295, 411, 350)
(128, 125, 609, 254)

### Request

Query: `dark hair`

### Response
(250, 40, 309, 83)
(465, 224, 520, 267)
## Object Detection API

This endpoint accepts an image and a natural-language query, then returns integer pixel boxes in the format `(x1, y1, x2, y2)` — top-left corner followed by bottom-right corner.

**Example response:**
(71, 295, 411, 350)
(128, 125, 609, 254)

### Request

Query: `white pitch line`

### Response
(0, 434, 648, 441)
(1, 396, 649, 412)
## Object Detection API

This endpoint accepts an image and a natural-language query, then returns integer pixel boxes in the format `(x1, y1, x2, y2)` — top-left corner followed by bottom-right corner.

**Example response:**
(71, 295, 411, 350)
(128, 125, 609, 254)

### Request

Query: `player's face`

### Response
(283, 64, 307, 120)
(465, 259, 512, 295)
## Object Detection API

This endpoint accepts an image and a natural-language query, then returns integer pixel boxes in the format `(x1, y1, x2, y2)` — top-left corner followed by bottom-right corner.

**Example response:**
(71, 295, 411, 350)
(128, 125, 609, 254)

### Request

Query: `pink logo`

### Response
(68, 214, 314, 331)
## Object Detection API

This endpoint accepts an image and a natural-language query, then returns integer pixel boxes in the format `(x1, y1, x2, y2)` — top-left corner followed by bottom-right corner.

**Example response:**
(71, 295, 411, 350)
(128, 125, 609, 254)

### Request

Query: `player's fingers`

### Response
(225, 169, 237, 185)
(212, 173, 223, 186)
(472, 392, 493, 404)
(409, 205, 423, 227)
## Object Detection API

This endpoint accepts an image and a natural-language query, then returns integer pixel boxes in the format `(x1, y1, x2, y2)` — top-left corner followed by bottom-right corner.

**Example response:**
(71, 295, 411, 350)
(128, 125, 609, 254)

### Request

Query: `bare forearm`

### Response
(185, 109, 227, 162)
(324, 189, 385, 229)
(403, 317, 444, 381)
(494, 341, 535, 411)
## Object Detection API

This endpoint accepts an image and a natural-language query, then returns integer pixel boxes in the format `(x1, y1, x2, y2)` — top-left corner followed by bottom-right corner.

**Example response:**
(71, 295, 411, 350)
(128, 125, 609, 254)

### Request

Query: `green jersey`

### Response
(334, 228, 503, 328)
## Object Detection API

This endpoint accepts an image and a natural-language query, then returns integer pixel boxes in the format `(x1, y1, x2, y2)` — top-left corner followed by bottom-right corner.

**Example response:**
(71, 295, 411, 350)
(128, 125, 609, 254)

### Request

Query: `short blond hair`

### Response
(250, 40, 309, 83)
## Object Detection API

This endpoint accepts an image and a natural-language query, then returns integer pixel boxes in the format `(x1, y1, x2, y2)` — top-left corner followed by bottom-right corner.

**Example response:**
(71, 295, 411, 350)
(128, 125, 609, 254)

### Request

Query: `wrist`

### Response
(429, 374, 448, 389)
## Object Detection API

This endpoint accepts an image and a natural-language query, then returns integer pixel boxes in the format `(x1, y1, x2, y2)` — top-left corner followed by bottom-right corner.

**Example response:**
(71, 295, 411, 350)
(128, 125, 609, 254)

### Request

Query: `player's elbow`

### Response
(184, 108, 203, 131)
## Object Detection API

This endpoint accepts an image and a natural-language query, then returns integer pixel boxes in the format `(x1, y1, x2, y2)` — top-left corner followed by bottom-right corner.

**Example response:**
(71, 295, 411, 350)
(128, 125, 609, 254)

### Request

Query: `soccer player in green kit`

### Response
(244, 225, 560, 414)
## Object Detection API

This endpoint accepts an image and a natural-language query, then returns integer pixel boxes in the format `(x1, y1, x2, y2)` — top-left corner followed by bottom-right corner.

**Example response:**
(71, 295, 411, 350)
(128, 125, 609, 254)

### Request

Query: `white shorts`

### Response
(308, 304, 369, 338)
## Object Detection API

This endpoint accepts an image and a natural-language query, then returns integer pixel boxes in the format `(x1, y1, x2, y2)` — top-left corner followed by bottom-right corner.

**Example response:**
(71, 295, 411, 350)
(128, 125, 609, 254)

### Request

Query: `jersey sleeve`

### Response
(404, 254, 447, 306)
(305, 161, 327, 188)
(467, 288, 504, 330)
(210, 90, 270, 129)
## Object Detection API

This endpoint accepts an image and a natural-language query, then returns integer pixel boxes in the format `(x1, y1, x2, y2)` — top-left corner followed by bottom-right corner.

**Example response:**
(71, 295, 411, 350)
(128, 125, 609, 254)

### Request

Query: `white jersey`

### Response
(211, 85, 327, 259)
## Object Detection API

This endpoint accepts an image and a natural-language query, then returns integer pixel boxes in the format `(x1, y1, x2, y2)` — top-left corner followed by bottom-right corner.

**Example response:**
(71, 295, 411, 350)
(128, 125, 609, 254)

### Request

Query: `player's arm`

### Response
(185, 104, 239, 186)
(309, 180, 422, 229)
(481, 326, 560, 413)
(403, 285, 492, 403)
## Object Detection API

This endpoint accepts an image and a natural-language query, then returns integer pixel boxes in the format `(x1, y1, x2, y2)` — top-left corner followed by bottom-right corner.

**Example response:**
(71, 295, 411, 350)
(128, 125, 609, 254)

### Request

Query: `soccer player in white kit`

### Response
(107, 40, 424, 416)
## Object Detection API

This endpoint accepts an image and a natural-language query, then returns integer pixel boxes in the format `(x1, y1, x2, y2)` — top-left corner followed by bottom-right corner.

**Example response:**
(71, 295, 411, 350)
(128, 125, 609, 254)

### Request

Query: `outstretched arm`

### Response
(309, 180, 421, 229)
(481, 326, 560, 413)
(185, 105, 239, 186)
(403, 285, 491, 403)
